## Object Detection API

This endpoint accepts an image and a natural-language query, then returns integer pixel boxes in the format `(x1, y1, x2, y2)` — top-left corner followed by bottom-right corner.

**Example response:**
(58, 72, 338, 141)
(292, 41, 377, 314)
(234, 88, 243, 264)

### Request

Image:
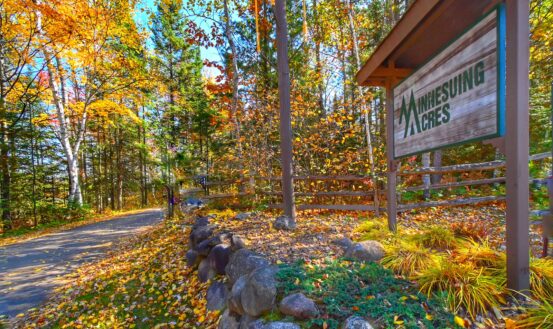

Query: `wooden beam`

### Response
(370, 67, 412, 78)
(269, 204, 378, 211)
(398, 195, 505, 211)
(505, 0, 530, 291)
(355, 0, 440, 85)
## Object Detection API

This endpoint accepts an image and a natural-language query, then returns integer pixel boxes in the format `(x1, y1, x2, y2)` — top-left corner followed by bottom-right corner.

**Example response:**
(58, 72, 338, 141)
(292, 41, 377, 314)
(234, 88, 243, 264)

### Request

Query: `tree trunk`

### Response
(422, 153, 431, 200)
(0, 32, 11, 230)
(274, 0, 296, 226)
(223, 0, 245, 187)
(432, 150, 443, 184)
(35, 2, 83, 206)
(346, 0, 379, 214)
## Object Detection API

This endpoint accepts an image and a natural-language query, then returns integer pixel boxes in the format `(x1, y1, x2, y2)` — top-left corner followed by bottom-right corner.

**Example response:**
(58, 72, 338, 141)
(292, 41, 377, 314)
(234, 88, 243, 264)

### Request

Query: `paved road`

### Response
(0, 209, 164, 319)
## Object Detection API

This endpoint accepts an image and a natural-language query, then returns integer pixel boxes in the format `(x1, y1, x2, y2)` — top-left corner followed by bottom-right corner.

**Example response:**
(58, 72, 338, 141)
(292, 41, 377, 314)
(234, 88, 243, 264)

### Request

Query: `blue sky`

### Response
(133, 0, 223, 77)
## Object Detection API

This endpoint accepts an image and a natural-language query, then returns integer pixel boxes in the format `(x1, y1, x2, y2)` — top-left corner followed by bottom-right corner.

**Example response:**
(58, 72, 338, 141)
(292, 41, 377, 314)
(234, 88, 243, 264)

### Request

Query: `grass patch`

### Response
(354, 218, 394, 241)
(381, 241, 442, 278)
(516, 291, 553, 329)
(454, 239, 505, 269)
(530, 257, 553, 297)
(277, 258, 458, 329)
(418, 261, 506, 320)
(410, 225, 458, 250)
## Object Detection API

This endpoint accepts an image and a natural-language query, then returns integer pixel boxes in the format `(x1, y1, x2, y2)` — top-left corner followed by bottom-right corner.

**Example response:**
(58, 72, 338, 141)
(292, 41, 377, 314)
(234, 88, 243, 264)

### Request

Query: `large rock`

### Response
(208, 244, 232, 275)
(230, 235, 246, 251)
(193, 216, 210, 229)
(186, 249, 200, 267)
(241, 267, 277, 317)
(229, 275, 247, 315)
(245, 319, 266, 329)
(198, 258, 216, 283)
(207, 281, 229, 311)
(189, 225, 215, 249)
(342, 316, 374, 329)
(238, 314, 257, 329)
(226, 249, 270, 284)
(234, 212, 254, 221)
(262, 322, 301, 329)
(218, 309, 240, 329)
(197, 233, 233, 256)
(344, 240, 385, 262)
(332, 237, 353, 250)
(273, 216, 296, 230)
(279, 293, 319, 319)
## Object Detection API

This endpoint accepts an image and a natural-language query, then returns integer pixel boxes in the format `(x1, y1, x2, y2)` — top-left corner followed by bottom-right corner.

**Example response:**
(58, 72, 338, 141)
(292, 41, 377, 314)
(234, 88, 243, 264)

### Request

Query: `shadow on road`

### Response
(0, 209, 164, 319)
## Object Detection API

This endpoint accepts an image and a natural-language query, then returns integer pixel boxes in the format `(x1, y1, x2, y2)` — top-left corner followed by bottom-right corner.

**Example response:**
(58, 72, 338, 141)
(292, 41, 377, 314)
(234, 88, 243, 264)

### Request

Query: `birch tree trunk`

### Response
(422, 153, 431, 200)
(35, 0, 83, 206)
(223, 0, 245, 186)
(346, 0, 379, 214)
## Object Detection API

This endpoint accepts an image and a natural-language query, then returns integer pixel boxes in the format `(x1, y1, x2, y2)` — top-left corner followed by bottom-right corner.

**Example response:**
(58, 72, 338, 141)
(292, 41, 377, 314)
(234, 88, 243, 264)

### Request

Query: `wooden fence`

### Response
(180, 152, 552, 216)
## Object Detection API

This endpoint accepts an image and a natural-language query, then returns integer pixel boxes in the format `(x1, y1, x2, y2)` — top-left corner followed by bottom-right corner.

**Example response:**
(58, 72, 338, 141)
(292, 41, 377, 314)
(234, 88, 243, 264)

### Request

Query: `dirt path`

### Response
(0, 209, 164, 320)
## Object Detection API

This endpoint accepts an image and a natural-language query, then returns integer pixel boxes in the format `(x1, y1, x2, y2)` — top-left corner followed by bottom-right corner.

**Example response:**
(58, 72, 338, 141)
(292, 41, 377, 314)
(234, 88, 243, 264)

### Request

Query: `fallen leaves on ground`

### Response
(15, 217, 219, 329)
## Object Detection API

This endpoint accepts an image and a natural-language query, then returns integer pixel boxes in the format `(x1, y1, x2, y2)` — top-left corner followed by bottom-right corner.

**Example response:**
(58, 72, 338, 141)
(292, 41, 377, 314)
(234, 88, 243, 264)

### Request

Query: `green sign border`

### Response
(392, 4, 506, 159)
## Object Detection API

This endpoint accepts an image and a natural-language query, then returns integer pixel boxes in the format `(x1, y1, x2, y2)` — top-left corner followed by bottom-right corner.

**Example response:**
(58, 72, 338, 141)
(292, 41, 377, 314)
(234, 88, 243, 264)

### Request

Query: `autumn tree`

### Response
(34, 0, 145, 206)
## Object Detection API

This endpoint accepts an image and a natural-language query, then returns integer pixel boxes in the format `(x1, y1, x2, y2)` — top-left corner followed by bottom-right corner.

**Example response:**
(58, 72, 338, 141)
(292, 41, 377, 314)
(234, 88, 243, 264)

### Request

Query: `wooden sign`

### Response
(392, 6, 506, 159)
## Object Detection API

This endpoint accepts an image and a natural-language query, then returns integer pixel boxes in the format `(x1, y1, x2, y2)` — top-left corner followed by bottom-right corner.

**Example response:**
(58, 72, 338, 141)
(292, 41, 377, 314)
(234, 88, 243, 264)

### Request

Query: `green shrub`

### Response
(277, 259, 458, 329)
(418, 261, 506, 320)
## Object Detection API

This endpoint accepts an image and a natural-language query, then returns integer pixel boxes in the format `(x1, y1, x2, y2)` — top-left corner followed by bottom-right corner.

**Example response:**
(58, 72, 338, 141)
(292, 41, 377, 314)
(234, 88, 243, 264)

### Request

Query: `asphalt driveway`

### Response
(0, 209, 164, 319)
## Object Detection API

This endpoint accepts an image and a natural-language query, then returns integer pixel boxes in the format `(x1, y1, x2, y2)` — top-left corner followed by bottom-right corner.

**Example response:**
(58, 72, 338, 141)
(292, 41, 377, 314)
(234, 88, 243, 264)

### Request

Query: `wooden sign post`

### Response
(505, 0, 530, 291)
(357, 0, 530, 291)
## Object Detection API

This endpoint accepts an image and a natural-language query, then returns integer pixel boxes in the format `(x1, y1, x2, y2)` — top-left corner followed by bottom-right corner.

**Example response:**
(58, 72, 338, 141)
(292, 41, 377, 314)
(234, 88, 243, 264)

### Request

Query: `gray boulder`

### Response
(344, 240, 385, 262)
(186, 249, 200, 267)
(245, 319, 266, 329)
(218, 309, 240, 329)
(273, 216, 296, 230)
(208, 244, 232, 275)
(193, 216, 210, 228)
(342, 316, 374, 329)
(230, 235, 246, 251)
(226, 249, 270, 284)
(229, 275, 247, 315)
(207, 281, 229, 311)
(241, 267, 277, 317)
(332, 237, 353, 250)
(198, 258, 216, 283)
(238, 314, 257, 329)
(262, 322, 301, 329)
(279, 293, 319, 319)
(189, 225, 215, 249)
(234, 212, 253, 221)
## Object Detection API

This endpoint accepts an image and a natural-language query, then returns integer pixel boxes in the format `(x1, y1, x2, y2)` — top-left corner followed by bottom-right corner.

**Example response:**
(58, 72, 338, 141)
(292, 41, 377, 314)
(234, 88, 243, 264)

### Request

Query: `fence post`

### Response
(386, 71, 397, 232)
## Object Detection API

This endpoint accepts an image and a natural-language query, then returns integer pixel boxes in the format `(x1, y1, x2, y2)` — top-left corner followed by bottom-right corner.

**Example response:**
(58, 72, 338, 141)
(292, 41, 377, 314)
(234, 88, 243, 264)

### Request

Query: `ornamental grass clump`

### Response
(354, 219, 393, 241)
(418, 261, 506, 320)
(381, 241, 441, 278)
(529, 257, 553, 297)
(516, 290, 553, 329)
(454, 238, 506, 270)
(411, 225, 458, 250)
